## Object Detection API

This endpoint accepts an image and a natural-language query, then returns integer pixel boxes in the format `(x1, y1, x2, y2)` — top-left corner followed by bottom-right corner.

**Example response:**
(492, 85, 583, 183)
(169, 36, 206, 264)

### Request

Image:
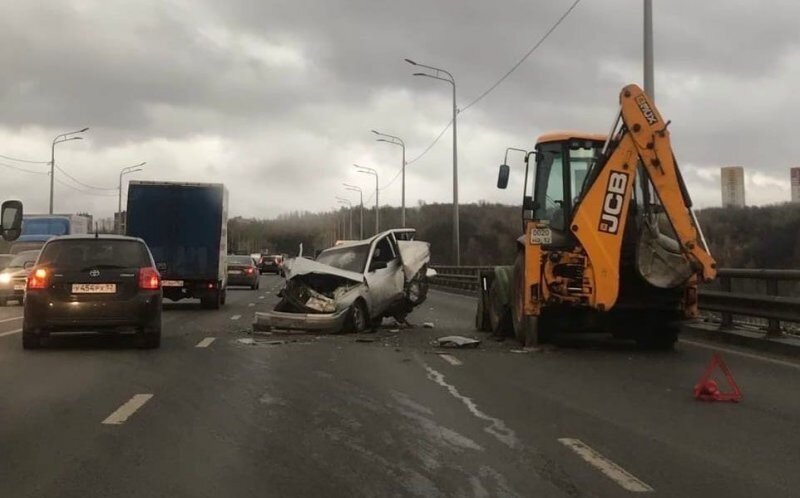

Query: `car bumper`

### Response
(24, 292, 161, 332)
(227, 274, 257, 286)
(253, 308, 348, 332)
(0, 287, 24, 300)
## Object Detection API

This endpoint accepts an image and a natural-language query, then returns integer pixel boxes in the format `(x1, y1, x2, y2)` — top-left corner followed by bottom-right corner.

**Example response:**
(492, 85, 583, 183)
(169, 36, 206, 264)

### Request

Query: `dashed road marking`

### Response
(558, 438, 653, 493)
(195, 337, 215, 348)
(438, 353, 462, 366)
(230, 315, 242, 321)
(258, 296, 265, 299)
(0, 328, 21, 337)
(102, 394, 154, 425)
(248, 303, 255, 307)
(680, 339, 800, 370)
(0, 316, 22, 324)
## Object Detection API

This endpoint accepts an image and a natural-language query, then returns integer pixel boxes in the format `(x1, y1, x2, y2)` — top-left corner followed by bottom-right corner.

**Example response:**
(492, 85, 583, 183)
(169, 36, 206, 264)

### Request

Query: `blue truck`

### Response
(10, 214, 90, 254)
(127, 181, 229, 309)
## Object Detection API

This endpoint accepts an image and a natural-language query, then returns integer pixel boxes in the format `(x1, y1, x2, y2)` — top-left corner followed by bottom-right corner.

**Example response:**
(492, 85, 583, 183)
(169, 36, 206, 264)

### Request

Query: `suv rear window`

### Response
(38, 239, 151, 271)
(228, 256, 254, 265)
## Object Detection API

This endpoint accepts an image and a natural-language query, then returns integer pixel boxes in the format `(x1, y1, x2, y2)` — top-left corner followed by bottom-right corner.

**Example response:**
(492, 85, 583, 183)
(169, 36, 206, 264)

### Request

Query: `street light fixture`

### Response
(50, 127, 89, 214)
(407, 58, 460, 265)
(336, 197, 353, 239)
(354, 164, 379, 235)
(118, 162, 146, 234)
(343, 183, 364, 239)
(372, 130, 407, 227)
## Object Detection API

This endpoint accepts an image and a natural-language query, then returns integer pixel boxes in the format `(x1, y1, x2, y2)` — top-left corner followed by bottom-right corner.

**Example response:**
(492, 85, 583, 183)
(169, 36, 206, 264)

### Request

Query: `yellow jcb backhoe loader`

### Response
(476, 84, 716, 349)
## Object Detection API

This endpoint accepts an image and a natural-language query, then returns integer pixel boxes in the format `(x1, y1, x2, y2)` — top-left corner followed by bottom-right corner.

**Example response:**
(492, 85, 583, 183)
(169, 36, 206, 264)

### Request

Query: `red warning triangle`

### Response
(693, 353, 742, 402)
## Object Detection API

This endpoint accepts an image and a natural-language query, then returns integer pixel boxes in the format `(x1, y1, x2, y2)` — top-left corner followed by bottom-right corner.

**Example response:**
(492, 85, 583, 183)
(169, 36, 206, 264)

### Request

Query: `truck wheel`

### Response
(220, 289, 227, 306)
(636, 324, 678, 351)
(511, 252, 543, 346)
(488, 279, 512, 337)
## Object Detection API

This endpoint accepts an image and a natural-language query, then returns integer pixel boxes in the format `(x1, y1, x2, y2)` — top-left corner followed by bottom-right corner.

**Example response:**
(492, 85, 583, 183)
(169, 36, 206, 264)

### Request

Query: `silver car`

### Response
(253, 229, 432, 333)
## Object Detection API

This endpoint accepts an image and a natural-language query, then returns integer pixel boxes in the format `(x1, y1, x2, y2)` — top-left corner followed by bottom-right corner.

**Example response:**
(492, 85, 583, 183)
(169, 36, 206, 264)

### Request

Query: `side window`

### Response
(534, 147, 565, 231)
(371, 237, 395, 265)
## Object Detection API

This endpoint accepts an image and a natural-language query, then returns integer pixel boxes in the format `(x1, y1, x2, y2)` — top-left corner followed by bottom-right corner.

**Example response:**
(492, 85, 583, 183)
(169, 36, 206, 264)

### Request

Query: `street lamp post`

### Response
(354, 164, 379, 235)
(343, 184, 364, 239)
(336, 197, 353, 239)
(406, 58, 460, 265)
(50, 127, 89, 214)
(118, 162, 146, 234)
(644, 0, 654, 100)
(371, 130, 406, 227)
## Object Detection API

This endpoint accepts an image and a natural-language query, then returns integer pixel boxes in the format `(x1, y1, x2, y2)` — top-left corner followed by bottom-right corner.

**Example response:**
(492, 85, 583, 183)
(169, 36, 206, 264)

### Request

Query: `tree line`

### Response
(228, 202, 800, 270)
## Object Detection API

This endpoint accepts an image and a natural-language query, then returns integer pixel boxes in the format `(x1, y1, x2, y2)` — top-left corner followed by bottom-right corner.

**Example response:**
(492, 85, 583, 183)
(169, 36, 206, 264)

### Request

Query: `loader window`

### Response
(534, 146, 566, 231)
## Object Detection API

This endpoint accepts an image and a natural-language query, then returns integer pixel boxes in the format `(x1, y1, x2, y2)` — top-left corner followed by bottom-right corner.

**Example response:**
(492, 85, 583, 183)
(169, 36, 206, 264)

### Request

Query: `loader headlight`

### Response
(0, 273, 11, 285)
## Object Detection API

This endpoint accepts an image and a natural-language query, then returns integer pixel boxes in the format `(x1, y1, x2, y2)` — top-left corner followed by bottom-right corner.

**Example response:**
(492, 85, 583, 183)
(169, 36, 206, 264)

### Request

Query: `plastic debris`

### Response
(423, 322, 435, 329)
(436, 336, 481, 348)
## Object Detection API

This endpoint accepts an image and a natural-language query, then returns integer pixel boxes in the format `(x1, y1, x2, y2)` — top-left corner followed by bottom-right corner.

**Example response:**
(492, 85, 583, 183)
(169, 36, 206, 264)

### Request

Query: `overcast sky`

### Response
(0, 0, 796, 220)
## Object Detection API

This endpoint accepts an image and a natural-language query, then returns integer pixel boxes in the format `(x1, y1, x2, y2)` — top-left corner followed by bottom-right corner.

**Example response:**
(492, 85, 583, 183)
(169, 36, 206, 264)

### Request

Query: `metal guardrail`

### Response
(430, 266, 800, 337)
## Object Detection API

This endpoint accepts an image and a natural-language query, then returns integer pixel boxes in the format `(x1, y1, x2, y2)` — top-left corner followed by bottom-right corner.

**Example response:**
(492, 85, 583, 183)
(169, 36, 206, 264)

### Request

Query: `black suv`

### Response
(23, 234, 162, 349)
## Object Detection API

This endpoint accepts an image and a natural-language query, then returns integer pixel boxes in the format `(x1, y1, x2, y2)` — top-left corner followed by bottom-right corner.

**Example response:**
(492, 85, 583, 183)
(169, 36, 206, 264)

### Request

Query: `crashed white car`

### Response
(253, 229, 433, 333)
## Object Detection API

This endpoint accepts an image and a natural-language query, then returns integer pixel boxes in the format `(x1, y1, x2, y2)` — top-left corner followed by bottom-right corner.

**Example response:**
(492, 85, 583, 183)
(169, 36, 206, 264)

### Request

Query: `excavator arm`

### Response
(570, 84, 716, 311)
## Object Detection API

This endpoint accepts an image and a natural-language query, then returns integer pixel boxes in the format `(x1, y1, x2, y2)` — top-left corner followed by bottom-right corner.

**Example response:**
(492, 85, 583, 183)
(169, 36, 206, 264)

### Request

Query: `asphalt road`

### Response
(1, 275, 799, 497)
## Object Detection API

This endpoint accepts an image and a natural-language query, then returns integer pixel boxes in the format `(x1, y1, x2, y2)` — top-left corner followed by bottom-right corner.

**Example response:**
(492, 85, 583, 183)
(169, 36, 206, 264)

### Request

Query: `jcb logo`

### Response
(598, 172, 629, 234)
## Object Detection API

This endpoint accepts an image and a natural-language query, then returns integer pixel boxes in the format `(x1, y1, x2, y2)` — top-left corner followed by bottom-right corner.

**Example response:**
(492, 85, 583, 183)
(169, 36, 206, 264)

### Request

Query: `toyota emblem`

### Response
(89, 269, 100, 277)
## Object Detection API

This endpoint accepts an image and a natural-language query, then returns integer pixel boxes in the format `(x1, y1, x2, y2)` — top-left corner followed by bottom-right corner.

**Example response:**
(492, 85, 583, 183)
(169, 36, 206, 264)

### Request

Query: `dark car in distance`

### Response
(259, 254, 284, 274)
(22, 234, 162, 349)
(227, 255, 260, 289)
(0, 250, 40, 306)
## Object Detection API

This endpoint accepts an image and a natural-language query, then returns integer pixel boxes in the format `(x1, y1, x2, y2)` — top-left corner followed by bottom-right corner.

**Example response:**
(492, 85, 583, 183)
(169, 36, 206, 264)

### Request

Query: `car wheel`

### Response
(344, 300, 368, 333)
(22, 331, 41, 350)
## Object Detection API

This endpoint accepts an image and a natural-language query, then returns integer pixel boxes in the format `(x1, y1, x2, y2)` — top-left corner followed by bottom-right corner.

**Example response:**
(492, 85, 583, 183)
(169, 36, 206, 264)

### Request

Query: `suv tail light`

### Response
(27, 268, 49, 290)
(246, 267, 254, 274)
(139, 267, 161, 290)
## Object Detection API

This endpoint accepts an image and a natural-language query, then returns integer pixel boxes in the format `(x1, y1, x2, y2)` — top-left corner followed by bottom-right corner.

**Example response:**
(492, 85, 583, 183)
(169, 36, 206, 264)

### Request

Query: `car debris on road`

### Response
(436, 336, 481, 348)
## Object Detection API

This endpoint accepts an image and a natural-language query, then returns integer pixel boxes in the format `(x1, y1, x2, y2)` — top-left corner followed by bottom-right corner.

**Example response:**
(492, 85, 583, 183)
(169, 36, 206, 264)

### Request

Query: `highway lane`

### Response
(0, 276, 798, 496)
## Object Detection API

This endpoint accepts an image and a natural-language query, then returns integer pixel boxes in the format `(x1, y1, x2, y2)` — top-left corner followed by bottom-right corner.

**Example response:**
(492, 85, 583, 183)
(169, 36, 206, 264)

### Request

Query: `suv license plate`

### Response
(72, 283, 116, 294)
(162, 280, 184, 287)
(13, 284, 25, 291)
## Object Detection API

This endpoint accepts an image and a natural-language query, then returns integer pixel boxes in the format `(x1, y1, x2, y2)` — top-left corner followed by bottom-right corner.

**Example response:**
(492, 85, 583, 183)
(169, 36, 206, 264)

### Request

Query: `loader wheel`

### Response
(511, 252, 546, 346)
(636, 324, 679, 351)
(488, 279, 512, 337)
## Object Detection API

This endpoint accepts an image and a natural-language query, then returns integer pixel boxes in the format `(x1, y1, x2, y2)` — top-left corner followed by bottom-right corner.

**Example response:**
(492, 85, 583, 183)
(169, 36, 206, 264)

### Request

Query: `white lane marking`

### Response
(680, 339, 800, 371)
(248, 303, 255, 307)
(0, 316, 22, 324)
(258, 296, 265, 299)
(230, 314, 242, 320)
(558, 438, 653, 493)
(438, 353, 462, 366)
(0, 328, 22, 337)
(195, 337, 215, 348)
(421, 360, 518, 448)
(102, 394, 154, 425)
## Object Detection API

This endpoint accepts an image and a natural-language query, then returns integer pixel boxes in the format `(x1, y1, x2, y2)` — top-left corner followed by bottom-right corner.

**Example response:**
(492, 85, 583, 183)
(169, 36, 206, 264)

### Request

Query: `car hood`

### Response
(283, 257, 364, 283)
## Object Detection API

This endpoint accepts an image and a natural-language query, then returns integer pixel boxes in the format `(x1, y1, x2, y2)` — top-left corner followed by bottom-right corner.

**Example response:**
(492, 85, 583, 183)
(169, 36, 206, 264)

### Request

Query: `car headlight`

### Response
(0, 273, 11, 284)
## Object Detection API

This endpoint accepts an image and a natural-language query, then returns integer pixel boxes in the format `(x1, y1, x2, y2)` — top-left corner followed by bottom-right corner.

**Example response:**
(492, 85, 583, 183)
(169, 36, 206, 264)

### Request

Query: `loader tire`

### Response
(488, 278, 512, 337)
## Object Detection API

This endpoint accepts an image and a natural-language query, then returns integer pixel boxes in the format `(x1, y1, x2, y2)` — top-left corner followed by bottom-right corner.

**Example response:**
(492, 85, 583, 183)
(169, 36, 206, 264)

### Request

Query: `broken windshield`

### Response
(316, 244, 369, 273)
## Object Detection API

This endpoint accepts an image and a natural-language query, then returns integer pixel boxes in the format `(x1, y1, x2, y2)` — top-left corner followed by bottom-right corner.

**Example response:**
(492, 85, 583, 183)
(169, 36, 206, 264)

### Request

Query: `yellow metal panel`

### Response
(523, 221, 542, 315)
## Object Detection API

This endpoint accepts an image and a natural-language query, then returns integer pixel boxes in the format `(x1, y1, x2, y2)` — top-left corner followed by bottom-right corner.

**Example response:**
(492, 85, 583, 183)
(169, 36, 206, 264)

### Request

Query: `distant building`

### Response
(114, 211, 126, 234)
(720, 166, 745, 207)
(792, 167, 800, 203)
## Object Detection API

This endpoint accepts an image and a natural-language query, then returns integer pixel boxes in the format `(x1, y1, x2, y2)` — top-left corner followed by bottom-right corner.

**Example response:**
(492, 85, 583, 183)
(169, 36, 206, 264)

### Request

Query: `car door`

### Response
(363, 235, 403, 316)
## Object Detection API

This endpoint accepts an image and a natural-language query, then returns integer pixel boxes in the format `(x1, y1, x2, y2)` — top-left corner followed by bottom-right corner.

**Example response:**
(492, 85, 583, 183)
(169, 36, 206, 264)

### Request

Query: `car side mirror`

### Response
(1, 200, 23, 242)
(24, 261, 34, 270)
(369, 260, 388, 272)
(497, 164, 510, 189)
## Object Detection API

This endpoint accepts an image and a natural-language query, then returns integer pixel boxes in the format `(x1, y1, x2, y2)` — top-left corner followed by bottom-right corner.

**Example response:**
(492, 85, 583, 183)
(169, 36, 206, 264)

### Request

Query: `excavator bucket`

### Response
(635, 212, 694, 289)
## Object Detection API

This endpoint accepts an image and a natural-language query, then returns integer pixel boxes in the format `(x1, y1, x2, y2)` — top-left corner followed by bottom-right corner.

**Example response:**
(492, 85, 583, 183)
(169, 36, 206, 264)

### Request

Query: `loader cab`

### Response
(498, 132, 606, 247)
